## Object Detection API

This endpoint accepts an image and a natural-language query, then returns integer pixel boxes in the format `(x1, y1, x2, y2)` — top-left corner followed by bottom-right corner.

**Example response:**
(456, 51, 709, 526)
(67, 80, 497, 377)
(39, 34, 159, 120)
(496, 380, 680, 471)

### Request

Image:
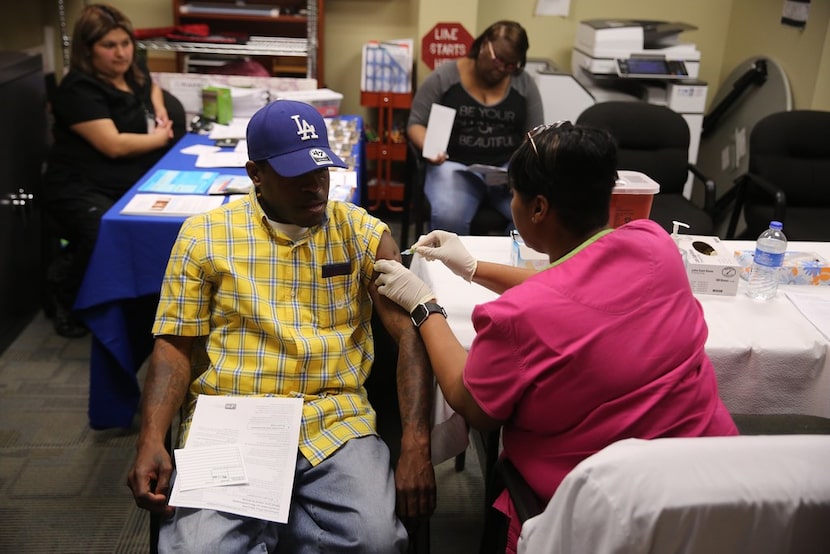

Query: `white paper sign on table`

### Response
(786, 291, 830, 341)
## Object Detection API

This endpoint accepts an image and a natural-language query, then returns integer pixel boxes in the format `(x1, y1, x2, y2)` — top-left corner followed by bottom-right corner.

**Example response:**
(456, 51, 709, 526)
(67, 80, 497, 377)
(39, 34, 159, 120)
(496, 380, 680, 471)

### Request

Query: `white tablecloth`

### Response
(518, 435, 830, 554)
(411, 237, 830, 418)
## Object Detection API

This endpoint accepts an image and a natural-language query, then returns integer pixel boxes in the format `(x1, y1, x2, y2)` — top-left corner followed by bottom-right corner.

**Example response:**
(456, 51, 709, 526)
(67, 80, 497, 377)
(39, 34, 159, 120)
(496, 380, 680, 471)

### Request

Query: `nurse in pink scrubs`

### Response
(373, 122, 738, 554)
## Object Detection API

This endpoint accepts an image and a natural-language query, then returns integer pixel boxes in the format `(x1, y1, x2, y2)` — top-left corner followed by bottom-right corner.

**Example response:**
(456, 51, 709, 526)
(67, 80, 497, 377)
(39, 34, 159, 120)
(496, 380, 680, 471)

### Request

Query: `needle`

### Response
(401, 247, 416, 256)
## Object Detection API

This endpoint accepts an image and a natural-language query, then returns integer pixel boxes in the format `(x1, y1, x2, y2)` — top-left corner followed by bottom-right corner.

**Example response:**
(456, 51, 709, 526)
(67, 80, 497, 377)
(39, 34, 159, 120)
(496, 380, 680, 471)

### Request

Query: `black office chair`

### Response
(726, 110, 830, 241)
(400, 142, 509, 247)
(162, 89, 188, 144)
(576, 101, 717, 235)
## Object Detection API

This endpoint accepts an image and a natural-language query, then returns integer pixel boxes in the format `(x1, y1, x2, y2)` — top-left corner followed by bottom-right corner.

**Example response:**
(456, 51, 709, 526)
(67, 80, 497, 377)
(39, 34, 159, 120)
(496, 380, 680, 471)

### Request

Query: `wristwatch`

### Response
(410, 302, 447, 328)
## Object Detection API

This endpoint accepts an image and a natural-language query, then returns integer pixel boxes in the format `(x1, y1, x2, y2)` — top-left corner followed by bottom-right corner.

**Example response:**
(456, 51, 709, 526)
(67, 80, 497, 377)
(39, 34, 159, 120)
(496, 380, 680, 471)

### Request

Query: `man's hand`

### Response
(126, 335, 193, 519)
(394, 438, 437, 521)
(410, 230, 478, 282)
(127, 440, 175, 517)
(374, 259, 436, 313)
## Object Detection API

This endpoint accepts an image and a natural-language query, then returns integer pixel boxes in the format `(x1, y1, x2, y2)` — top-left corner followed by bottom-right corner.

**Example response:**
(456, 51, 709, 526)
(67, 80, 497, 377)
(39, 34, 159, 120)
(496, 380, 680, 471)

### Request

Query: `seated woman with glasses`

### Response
(373, 123, 738, 554)
(407, 20, 544, 235)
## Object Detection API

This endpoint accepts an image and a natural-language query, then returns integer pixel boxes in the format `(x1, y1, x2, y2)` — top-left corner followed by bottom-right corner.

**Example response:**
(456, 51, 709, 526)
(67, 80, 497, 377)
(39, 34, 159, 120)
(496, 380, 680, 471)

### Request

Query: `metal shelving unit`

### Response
(137, 0, 322, 81)
(360, 91, 411, 212)
(136, 37, 308, 58)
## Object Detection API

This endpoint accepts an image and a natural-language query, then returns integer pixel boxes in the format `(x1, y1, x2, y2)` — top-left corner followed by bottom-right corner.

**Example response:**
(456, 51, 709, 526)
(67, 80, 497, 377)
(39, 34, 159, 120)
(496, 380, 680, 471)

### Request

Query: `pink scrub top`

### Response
(463, 219, 737, 552)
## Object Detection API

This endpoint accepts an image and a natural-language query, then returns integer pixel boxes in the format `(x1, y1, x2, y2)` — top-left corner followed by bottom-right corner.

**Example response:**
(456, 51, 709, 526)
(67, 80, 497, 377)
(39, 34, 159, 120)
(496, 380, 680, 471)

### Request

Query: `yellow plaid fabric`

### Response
(153, 189, 389, 465)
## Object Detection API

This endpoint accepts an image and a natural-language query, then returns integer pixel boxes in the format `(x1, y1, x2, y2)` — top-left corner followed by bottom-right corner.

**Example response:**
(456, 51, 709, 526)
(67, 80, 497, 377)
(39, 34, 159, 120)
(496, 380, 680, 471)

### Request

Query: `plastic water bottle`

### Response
(747, 221, 787, 300)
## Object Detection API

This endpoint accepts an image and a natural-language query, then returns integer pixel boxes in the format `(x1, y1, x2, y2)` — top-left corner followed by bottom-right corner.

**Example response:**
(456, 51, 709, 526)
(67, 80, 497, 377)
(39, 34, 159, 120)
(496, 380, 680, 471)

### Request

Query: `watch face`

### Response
(411, 304, 428, 327)
(410, 303, 445, 327)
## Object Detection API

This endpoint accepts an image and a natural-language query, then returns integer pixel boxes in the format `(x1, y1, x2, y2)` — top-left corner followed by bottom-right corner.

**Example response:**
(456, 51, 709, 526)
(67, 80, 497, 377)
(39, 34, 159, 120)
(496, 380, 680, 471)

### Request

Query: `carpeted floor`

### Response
(0, 311, 485, 553)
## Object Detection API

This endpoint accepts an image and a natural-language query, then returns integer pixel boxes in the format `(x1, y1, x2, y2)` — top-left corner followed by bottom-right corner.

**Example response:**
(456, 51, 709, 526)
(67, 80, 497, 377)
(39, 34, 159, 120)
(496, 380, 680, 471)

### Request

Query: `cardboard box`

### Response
(201, 86, 232, 124)
(735, 250, 830, 286)
(610, 170, 660, 228)
(152, 72, 318, 119)
(676, 235, 740, 296)
(275, 88, 343, 117)
(510, 232, 549, 270)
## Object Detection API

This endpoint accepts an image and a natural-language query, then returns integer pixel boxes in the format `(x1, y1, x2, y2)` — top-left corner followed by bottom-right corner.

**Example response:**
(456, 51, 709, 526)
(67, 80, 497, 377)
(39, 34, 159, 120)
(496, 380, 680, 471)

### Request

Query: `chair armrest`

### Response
(494, 458, 545, 525)
(725, 171, 788, 239)
(687, 163, 717, 214)
(744, 172, 787, 223)
(401, 142, 427, 246)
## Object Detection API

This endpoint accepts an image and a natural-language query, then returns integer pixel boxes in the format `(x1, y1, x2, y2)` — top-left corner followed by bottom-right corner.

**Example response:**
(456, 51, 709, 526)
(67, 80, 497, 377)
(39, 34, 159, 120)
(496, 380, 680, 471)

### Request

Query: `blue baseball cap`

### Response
(246, 99, 347, 177)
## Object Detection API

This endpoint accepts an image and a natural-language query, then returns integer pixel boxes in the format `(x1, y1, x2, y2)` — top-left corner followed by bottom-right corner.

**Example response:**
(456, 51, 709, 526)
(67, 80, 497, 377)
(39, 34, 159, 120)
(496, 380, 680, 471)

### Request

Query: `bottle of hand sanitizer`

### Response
(671, 220, 690, 269)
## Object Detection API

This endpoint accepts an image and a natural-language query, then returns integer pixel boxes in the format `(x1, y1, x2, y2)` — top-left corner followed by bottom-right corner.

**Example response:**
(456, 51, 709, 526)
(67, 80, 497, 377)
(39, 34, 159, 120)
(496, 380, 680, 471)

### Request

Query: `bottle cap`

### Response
(770, 221, 783, 229)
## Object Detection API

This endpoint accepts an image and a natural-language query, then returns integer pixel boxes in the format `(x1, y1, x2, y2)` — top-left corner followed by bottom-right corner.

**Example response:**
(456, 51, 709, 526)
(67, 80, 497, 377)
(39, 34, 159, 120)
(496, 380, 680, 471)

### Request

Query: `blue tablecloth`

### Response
(76, 119, 363, 429)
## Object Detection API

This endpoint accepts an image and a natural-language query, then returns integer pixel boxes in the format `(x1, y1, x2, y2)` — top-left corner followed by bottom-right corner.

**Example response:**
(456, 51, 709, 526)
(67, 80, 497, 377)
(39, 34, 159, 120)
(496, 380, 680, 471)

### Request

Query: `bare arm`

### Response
(416, 313, 501, 431)
(372, 256, 502, 428)
(150, 81, 169, 126)
(412, 230, 539, 294)
(371, 231, 436, 519)
(71, 112, 173, 159)
(407, 124, 426, 152)
(127, 335, 195, 515)
(471, 261, 539, 295)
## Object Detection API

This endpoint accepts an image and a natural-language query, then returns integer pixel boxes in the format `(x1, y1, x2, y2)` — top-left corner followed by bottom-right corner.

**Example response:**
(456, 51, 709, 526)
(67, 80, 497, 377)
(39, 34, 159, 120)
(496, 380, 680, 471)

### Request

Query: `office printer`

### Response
(572, 19, 701, 80)
(534, 19, 708, 201)
(567, 18, 707, 134)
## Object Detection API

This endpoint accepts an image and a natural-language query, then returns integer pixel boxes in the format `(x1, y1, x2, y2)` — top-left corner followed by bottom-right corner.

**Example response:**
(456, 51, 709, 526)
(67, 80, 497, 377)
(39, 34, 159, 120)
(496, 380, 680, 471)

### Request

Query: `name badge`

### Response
(322, 262, 352, 278)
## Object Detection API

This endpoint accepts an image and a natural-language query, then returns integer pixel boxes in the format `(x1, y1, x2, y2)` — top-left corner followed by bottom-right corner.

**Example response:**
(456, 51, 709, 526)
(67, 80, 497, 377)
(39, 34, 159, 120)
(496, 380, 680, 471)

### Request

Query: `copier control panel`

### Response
(616, 57, 689, 79)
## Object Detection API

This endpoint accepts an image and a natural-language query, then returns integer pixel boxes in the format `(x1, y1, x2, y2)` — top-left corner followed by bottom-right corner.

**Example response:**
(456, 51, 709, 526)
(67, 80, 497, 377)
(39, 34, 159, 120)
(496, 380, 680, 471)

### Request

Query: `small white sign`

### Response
(422, 103, 456, 160)
(535, 0, 570, 17)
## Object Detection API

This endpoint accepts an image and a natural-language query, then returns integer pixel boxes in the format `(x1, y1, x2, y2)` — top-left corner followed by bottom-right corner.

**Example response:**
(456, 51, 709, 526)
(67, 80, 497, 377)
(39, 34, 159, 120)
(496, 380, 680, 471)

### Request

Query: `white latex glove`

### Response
(410, 230, 477, 282)
(374, 259, 436, 313)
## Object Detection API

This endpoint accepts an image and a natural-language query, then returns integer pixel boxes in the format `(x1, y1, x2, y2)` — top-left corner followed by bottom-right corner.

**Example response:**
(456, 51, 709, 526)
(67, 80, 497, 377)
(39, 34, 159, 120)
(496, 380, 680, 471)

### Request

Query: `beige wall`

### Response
(325, 0, 419, 113)
(476, 0, 733, 112)
(0, 0, 172, 76)
(722, 0, 829, 109)
(814, 21, 830, 112)
(6, 0, 830, 114)
(0, 2, 52, 68)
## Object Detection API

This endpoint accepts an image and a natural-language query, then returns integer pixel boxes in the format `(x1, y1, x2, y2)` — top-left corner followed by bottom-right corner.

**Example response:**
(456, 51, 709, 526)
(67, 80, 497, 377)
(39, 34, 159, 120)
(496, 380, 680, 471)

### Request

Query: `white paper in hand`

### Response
(422, 104, 456, 160)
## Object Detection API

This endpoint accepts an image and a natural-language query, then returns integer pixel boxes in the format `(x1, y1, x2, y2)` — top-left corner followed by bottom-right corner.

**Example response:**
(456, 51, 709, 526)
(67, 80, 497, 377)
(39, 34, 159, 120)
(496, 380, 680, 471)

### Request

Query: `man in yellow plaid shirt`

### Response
(128, 100, 435, 552)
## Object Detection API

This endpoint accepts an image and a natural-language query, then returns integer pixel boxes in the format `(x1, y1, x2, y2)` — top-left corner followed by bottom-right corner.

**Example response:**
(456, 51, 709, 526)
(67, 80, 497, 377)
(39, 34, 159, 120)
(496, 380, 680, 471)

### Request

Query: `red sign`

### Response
(421, 22, 474, 70)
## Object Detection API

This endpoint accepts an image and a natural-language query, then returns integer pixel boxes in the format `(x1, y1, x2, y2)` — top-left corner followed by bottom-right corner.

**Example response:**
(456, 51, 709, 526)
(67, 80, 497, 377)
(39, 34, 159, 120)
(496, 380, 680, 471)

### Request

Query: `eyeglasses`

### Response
(526, 121, 573, 157)
(486, 40, 519, 73)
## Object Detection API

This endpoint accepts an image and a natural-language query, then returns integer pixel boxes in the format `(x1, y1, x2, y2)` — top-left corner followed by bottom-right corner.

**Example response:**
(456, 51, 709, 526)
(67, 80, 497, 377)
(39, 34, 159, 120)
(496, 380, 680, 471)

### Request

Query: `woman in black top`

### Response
(43, 4, 176, 337)
(406, 21, 544, 235)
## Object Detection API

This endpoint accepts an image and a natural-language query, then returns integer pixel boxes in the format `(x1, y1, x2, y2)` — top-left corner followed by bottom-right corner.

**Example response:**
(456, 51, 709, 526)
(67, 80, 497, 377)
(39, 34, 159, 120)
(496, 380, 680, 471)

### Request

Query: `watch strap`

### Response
(410, 302, 447, 327)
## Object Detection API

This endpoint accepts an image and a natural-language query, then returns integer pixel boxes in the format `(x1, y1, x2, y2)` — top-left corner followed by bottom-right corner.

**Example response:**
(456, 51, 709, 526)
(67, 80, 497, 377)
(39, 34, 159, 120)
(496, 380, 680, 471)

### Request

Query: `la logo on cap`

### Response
(291, 114, 318, 141)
